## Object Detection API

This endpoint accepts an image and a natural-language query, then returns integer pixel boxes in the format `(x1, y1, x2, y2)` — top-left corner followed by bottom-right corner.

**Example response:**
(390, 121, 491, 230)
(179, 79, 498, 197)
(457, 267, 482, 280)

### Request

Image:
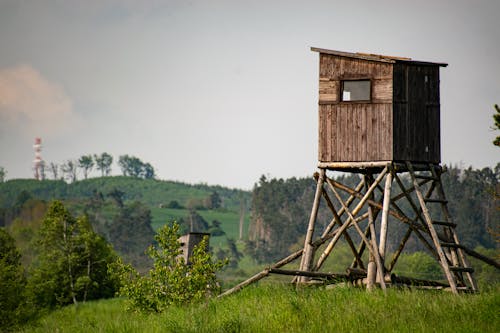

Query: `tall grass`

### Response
(21, 285, 499, 333)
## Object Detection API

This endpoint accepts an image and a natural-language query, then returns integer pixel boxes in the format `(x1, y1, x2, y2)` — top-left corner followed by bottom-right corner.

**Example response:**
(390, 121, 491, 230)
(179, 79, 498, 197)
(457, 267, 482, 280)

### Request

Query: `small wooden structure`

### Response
(315, 48, 445, 164)
(179, 232, 210, 264)
(220, 48, 499, 298)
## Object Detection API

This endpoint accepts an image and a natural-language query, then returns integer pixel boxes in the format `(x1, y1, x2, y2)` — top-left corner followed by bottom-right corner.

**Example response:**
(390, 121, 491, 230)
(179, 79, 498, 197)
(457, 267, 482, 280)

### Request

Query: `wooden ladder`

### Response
(406, 162, 478, 294)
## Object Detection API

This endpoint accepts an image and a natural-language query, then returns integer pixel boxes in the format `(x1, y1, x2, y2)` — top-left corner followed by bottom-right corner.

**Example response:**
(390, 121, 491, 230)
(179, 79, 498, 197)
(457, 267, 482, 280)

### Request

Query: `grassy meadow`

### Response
(21, 285, 499, 333)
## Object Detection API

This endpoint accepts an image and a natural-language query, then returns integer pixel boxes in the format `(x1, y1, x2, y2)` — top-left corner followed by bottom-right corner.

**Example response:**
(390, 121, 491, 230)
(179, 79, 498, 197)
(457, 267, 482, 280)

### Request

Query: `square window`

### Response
(341, 80, 371, 101)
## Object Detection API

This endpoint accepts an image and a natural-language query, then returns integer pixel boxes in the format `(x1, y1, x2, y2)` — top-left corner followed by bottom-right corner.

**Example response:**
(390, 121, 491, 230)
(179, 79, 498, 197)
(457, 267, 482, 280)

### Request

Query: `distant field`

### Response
(21, 285, 500, 333)
(150, 207, 251, 248)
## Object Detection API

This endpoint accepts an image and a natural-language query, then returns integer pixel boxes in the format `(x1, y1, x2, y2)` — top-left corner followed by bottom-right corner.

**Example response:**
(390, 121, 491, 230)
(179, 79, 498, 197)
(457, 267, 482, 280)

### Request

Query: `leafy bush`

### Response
(113, 222, 227, 312)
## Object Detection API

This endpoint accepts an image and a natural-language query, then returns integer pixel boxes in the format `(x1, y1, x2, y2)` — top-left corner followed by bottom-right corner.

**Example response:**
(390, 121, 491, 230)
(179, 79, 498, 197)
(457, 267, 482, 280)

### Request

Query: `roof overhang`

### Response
(311, 47, 448, 67)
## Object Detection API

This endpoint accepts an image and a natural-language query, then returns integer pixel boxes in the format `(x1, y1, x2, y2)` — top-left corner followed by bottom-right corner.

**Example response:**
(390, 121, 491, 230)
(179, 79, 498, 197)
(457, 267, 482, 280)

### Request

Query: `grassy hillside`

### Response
(0, 177, 250, 211)
(21, 285, 500, 333)
(0, 176, 251, 240)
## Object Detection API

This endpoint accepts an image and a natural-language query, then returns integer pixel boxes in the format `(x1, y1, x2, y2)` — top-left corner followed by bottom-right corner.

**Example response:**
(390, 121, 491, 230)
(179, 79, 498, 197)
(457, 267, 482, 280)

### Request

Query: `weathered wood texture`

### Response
(393, 63, 440, 163)
(316, 51, 443, 164)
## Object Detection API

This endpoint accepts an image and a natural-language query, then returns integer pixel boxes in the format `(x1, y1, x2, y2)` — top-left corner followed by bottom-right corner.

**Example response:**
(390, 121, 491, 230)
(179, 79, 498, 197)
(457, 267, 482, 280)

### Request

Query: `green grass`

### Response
(21, 285, 500, 333)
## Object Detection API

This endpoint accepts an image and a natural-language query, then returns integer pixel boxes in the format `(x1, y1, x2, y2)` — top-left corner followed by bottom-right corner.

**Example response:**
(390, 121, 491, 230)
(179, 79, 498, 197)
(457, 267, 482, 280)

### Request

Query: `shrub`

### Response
(113, 222, 227, 312)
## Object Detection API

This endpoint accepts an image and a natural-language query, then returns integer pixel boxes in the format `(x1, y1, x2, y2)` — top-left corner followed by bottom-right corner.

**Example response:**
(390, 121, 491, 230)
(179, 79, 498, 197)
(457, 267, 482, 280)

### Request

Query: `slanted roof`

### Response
(311, 47, 448, 67)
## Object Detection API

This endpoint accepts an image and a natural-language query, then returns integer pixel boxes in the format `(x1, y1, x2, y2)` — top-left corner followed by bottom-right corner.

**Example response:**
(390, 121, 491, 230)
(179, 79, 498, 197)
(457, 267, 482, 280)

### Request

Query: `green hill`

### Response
(0, 176, 252, 274)
(0, 176, 250, 211)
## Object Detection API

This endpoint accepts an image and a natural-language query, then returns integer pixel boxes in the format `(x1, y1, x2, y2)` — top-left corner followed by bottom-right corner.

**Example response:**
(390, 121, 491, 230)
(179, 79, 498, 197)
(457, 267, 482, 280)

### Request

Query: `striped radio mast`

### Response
(33, 137, 44, 180)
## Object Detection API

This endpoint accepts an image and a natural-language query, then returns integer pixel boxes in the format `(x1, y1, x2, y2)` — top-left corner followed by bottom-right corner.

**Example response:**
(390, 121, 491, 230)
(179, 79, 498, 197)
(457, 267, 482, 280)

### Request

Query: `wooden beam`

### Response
(269, 268, 348, 280)
(379, 171, 393, 262)
(299, 169, 326, 281)
(429, 165, 479, 291)
(329, 178, 410, 225)
(330, 180, 387, 291)
(407, 162, 458, 294)
(317, 177, 365, 270)
(320, 176, 365, 238)
(318, 161, 392, 170)
(392, 172, 429, 231)
(388, 226, 412, 273)
(459, 246, 500, 269)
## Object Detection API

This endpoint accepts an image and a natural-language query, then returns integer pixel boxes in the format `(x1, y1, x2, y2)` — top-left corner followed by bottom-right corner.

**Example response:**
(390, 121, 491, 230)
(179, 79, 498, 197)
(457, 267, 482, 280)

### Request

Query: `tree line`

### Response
(0, 153, 156, 183)
(247, 164, 500, 263)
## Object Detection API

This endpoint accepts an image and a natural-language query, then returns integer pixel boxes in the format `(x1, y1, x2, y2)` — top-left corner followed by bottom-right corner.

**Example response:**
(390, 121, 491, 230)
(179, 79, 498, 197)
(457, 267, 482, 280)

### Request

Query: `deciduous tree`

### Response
(94, 153, 113, 176)
(0, 166, 6, 182)
(0, 228, 27, 330)
(27, 201, 120, 308)
(112, 222, 227, 312)
(493, 104, 500, 147)
(118, 155, 155, 179)
(48, 162, 59, 180)
(61, 160, 78, 183)
(78, 155, 94, 179)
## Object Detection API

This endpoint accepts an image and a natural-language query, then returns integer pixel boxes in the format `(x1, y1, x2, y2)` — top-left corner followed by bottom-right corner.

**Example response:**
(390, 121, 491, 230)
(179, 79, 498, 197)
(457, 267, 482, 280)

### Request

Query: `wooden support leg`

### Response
(365, 174, 382, 290)
(298, 169, 326, 282)
(378, 171, 393, 263)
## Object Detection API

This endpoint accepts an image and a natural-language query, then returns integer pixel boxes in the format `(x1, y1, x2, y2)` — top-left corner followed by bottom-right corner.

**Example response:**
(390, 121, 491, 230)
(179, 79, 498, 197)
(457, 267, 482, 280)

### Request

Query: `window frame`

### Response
(340, 78, 372, 103)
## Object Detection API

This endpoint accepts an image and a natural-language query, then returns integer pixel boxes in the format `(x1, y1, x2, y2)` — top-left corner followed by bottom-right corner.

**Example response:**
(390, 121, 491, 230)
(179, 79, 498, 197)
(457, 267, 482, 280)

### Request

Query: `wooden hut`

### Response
(178, 232, 210, 264)
(312, 47, 447, 165)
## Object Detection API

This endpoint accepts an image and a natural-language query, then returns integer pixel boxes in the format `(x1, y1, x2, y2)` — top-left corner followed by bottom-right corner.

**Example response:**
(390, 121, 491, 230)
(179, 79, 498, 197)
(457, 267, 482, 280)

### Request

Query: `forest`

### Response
(247, 164, 499, 262)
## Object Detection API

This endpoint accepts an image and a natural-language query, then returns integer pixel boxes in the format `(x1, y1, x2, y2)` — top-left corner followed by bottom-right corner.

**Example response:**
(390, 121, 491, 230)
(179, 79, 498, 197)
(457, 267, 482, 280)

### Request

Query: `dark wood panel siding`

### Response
(393, 64, 441, 163)
(318, 103, 393, 162)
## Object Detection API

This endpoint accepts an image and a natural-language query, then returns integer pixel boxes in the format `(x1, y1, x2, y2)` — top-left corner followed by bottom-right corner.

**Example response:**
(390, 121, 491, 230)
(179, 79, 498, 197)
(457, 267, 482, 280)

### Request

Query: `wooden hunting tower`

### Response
(220, 48, 499, 298)
(179, 232, 210, 265)
(314, 47, 446, 165)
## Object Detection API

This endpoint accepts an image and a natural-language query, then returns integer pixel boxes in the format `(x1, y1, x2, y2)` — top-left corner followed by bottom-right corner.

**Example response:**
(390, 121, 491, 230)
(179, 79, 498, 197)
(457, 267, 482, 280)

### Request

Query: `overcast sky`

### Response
(0, 0, 498, 189)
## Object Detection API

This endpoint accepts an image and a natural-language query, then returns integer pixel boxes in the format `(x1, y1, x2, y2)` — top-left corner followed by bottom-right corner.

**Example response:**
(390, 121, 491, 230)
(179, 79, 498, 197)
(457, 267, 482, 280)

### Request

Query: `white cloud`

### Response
(0, 65, 79, 138)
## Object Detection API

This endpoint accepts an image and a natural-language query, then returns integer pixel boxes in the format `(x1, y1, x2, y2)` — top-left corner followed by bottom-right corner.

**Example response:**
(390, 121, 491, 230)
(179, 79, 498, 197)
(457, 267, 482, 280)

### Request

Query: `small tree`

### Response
(0, 166, 6, 182)
(113, 222, 227, 313)
(48, 162, 59, 180)
(39, 161, 46, 180)
(118, 155, 155, 179)
(61, 160, 78, 183)
(94, 153, 113, 176)
(493, 104, 500, 147)
(78, 155, 94, 179)
(142, 162, 155, 179)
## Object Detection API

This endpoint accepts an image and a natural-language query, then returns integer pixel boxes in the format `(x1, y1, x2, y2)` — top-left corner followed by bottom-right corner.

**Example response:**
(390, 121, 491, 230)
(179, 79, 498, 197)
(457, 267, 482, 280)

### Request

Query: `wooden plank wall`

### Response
(393, 64, 441, 163)
(318, 54, 393, 162)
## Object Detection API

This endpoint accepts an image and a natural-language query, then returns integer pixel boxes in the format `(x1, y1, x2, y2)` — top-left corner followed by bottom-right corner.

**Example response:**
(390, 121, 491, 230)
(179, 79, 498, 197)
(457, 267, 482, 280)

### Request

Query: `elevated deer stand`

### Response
(219, 48, 499, 297)
(220, 161, 500, 298)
